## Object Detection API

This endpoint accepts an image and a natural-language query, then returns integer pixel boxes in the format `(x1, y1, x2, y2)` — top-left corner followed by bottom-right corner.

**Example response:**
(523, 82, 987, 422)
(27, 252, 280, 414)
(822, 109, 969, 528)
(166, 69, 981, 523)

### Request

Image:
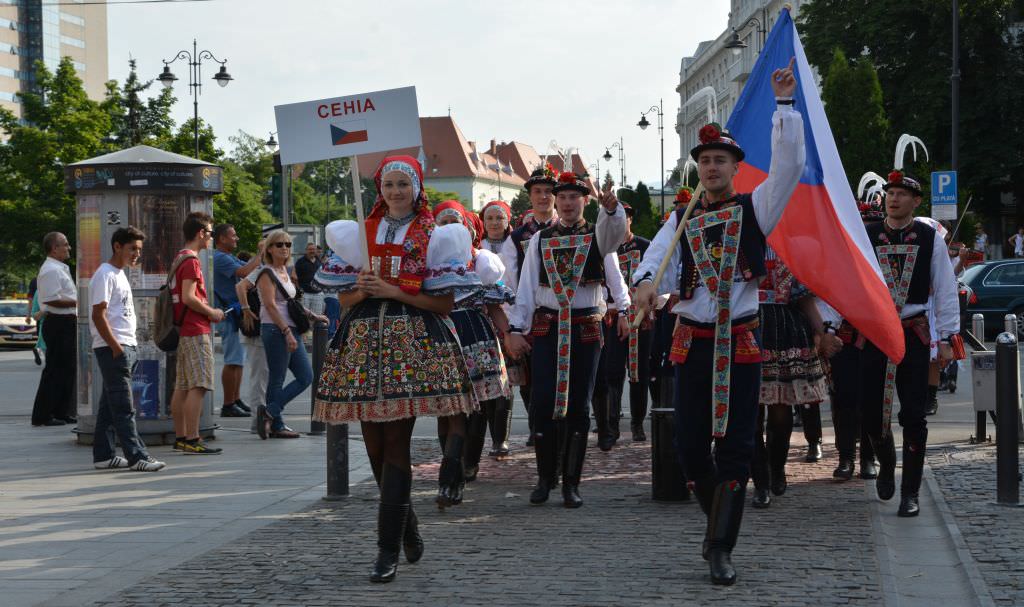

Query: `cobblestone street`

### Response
(97, 434, 885, 606)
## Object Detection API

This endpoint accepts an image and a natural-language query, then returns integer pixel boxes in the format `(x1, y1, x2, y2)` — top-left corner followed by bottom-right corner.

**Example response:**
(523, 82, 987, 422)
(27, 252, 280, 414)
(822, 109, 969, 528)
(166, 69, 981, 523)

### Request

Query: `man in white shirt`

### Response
(32, 232, 78, 427)
(632, 59, 803, 585)
(89, 227, 165, 472)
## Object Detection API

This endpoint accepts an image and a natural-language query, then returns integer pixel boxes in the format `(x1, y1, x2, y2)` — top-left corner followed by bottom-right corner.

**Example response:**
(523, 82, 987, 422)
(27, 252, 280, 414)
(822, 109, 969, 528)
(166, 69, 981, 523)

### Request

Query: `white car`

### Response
(0, 299, 37, 348)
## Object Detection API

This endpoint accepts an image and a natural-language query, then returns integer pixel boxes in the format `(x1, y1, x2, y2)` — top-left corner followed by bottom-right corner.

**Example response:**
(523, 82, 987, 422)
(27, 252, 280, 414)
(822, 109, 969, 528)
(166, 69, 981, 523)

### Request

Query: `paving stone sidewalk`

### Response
(927, 443, 1024, 606)
(98, 434, 884, 606)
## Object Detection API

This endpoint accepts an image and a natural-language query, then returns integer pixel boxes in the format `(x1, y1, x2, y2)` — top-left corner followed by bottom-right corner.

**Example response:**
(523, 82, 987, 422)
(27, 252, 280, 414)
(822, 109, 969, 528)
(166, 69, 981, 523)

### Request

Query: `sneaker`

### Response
(220, 403, 251, 418)
(130, 456, 166, 472)
(94, 456, 129, 469)
(182, 440, 223, 455)
(234, 399, 252, 414)
(173, 437, 187, 451)
(32, 347, 42, 366)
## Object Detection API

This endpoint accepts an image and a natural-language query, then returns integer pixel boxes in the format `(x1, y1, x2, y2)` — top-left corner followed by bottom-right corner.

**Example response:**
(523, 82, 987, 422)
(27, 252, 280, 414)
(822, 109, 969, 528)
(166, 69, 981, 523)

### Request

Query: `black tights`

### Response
(752, 405, 794, 490)
(361, 418, 417, 496)
(436, 413, 467, 451)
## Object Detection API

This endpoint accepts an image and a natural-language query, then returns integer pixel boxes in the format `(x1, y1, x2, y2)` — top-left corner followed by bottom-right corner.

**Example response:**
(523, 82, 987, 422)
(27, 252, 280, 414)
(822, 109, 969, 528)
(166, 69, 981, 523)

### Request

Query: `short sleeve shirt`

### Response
(37, 257, 77, 315)
(89, 262, 137, 349)
(172, 250, 211, 337)
(213, 249, 245, 307)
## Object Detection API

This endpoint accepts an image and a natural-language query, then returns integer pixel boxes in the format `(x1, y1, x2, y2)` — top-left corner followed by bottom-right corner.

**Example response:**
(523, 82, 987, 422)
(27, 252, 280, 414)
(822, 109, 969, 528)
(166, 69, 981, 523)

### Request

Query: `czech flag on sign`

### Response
(331, 119, 369, 146)
(727, 8, 904, 362)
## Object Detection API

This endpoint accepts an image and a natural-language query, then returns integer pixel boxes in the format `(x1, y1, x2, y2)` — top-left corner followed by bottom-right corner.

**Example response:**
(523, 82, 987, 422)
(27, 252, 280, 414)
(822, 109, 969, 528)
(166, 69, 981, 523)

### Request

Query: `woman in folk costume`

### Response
(434, 200, 514, 478)
(312, 156, 476, 584)
(749, 249, 831, 508)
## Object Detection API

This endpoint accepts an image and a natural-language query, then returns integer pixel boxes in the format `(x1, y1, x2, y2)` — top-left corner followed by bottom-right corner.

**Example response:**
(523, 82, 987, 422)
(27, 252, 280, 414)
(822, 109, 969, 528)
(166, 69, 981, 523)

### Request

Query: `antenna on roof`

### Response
(448, 105, 451, 117)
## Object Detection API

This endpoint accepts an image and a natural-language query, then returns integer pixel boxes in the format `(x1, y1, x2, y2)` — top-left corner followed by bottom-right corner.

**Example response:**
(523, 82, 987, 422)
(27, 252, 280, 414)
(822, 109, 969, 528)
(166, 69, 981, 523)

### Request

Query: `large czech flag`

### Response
(727, 9, 905, 362)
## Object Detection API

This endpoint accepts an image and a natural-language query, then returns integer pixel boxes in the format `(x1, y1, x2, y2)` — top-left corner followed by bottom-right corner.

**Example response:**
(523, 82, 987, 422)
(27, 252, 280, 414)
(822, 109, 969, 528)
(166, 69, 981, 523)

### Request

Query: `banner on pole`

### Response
(274, 86, 422, 165)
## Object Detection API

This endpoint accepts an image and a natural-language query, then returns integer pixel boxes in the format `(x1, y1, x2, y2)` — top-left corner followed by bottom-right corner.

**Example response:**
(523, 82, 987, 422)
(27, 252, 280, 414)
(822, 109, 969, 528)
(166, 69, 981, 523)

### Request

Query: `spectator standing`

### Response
(89, 227, 165, 472)
(974, 225, 988, 257)
(32, 232, 78, 427)
(26, 277, 42, 366)
(169, 212, 225, 454)
(1008, 227, 1024, 258)
(295, 241, 324, 315)
(212, 224, 262, 418)
(235, 255, 270, 434)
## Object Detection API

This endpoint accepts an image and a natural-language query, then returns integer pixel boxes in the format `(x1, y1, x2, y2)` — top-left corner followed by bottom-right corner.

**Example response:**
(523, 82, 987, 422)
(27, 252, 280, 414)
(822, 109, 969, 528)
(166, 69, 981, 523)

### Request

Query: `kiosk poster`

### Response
(78, 195, 103, 280)
(130, 194, 187, 288)
(132, 359, 161, 419)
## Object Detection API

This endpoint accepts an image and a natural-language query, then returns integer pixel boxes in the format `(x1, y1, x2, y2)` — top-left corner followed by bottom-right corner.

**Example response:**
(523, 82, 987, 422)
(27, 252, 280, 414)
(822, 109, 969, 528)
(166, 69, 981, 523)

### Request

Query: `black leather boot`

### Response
(464, 411, 488, 482)
(371, 465, 410, 583)
(436, 434, 465, 509)
(688, 473, 716, 561)
(707, 481, 746, 586)
(751, 426, 772, 509)
(594, 390, 614, 451)
(529, 432, 558, 504)
(925, 385, 939, 416)
(833, 458, 855, 481)
(403, 506, 424, 563)
(488, 398, 512, 457)
(608, 384, 623, 446)
(898, 442, 925, 517)
(630, 382, 648, 441)
(561, 431, 587, 508)
(873, 432, 897, 501)
(859, 458, 879, 480)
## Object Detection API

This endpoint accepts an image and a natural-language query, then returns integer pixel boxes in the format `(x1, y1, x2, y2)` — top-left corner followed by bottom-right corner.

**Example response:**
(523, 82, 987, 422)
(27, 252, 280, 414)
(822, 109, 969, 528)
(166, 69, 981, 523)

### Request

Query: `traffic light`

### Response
(270, 174, 282, 218)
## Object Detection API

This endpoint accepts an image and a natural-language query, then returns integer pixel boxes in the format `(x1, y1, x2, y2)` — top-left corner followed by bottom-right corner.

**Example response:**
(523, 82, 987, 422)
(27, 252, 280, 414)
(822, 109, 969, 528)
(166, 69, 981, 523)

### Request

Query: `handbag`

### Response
(260, 268, 312, 335)
(239, 284, 262, 338)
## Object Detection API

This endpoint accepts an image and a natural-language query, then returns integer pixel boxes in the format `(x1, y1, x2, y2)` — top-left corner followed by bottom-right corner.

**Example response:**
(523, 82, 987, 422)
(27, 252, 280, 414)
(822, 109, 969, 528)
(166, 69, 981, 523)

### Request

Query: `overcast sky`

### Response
(107, 0, 730, 187)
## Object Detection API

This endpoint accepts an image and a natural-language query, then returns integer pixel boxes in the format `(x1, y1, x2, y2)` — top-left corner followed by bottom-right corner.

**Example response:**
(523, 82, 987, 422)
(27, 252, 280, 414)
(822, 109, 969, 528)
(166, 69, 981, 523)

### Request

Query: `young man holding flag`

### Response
(633, 57, 802, 586)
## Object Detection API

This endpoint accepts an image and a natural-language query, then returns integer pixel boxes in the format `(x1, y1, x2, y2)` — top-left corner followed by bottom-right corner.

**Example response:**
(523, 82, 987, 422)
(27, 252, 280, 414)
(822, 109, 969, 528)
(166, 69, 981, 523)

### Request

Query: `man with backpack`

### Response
(212, 224, 262, 418)
(168, 212, 224, 455)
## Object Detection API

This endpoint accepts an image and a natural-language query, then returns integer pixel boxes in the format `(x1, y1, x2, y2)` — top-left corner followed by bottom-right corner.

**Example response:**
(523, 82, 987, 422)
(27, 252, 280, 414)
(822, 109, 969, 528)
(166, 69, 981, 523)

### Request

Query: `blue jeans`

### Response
(93, 345, 150, 464)
(260, 324, 313, 430)
(324, 296, 341, 338)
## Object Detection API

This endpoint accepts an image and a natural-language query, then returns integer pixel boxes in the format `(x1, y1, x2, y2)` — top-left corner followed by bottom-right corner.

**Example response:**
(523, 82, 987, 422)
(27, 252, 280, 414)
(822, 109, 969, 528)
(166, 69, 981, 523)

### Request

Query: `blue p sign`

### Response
(931, 171, 957, 220)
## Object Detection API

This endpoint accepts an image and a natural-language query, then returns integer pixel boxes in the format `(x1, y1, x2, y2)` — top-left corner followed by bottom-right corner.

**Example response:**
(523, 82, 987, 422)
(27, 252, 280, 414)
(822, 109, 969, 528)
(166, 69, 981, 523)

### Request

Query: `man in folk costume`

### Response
(634, 59, 803, 585)
(508, 163, 560, 444)
(506, 173, 625, 508)
(860, 170, 958, 517)
(592, 203, 654, 449)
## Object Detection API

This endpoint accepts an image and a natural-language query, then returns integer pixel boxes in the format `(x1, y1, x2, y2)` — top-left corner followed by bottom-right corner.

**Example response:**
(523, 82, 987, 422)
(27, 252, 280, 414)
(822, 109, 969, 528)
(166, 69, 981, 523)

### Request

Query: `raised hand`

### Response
(598, 178, 618, 213)
(771, 56, 797, 98)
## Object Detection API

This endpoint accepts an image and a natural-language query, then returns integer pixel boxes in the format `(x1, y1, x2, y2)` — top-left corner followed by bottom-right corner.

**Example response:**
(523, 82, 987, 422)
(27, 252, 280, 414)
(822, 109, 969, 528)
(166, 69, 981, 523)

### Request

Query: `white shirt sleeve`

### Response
(499, 237, 519, 293)
(751, 105, 806, 236)
(474, 248, 505, 286)
(603, 253, 631, 310)
(90, 268, 114, 308)
(508, 233, 540, 334)
(930, 234, 960, 338)
(634, 212, 680, 297)
(595, 202, 627, 256)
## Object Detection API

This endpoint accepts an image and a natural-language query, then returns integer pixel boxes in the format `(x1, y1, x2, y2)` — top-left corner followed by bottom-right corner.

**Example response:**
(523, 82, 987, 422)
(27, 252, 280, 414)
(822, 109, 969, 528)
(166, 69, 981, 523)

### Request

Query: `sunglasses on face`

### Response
(272, 242, 292, 249)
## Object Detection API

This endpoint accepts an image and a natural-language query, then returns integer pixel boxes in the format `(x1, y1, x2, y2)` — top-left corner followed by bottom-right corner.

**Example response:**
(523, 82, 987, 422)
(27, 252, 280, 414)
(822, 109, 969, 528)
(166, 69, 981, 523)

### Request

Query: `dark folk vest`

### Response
(536, 220, 606, 288)
(512, 217, 553, 271)
(676, 193, 766, 300)
(865, 220, 935, 306)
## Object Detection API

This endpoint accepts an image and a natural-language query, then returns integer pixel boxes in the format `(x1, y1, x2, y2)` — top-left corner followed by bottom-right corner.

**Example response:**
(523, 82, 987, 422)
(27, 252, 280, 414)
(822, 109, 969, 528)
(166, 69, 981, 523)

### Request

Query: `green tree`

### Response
(214, 161, 272, 251)
(102, 58, 175, 147)
(159, 117, 222, 163)
(510, 190, 530, 221)
(0, 58, 111, 281)
(821, 49, 891, 191)
(424, 186, 464, 209)
(229, 130, 275, 187)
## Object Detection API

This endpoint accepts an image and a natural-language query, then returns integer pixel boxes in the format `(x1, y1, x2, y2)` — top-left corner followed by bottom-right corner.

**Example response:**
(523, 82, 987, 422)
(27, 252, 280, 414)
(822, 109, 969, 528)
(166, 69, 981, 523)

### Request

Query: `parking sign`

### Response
(931, 171, 957, 220)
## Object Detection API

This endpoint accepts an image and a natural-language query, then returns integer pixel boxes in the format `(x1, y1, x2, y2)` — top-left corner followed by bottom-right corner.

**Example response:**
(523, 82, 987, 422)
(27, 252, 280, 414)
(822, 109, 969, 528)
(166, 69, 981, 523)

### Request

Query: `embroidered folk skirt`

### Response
(450, 306, 510, 403)
(758, 303, 828, 406)
(313, 298, 476, 424)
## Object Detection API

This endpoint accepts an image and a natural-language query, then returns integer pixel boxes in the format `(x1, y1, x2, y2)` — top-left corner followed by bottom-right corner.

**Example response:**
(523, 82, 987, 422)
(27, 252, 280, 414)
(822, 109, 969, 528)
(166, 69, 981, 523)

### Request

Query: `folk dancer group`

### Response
(307, 57, 959, 587)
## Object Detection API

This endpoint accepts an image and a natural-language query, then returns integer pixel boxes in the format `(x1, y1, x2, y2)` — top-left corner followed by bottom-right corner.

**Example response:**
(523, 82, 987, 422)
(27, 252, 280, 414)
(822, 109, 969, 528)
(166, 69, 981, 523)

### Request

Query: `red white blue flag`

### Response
(727, 9, 905, 362)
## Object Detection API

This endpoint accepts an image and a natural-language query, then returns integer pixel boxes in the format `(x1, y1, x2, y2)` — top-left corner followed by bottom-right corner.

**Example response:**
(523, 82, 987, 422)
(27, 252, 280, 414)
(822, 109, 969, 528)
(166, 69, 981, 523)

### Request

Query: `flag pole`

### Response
(632, 183, 704, 329)
(349, 155, 371, 270)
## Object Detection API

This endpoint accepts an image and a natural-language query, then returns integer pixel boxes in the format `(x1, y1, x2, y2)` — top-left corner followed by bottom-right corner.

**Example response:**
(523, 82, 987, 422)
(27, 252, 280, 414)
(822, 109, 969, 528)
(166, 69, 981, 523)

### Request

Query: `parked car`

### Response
(0, 299, 36, 348)
(960, 259, 1024, 339)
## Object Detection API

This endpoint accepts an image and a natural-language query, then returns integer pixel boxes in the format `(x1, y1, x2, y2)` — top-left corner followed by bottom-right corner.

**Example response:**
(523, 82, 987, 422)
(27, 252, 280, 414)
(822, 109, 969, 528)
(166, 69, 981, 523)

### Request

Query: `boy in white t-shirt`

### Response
(89, 227, 165, 472)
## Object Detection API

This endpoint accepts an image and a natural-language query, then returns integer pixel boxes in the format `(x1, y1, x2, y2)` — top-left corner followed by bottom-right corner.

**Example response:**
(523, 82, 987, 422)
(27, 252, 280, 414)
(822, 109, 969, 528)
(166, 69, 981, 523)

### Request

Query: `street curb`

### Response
(867, 480, 902, 607)
(923, 462, 998, 607)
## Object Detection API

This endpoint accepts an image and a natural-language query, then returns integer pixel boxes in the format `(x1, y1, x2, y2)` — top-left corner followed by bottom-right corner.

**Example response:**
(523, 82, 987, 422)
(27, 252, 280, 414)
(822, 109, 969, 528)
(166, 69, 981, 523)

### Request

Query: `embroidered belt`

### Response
(670, 317, 762, 366)
(837, 320, 866, 348)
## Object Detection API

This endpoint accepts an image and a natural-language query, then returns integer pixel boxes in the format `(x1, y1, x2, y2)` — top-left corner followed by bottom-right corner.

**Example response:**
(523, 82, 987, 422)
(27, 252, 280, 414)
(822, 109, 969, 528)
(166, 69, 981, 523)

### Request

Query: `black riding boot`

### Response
(464, 410, 488, 482)
(859, 424, 878, 479)
(630, 381, 648, 441)
(607, 383, 623, 446)
(766, 407, 792, 496)
(594, 389, 614, 451)
(898, 442, 926, 517)
(689, 472, 717, 561)
(522, 385, 535, 446)
(529, 431, 558, 504)
(832, 403, 856, 481)
(802, 404, 823, 462)
(561, 431, 587, 508)
(925, 385, 939, 416)
(488, 397, 512, 457)
(436, 434, 465, 509)
(872, 431, 897, 501)
(707, 481, 746, 586)
(371, 465, 411, 583)
(751, 407, 772, 508)
(403, 506, 424, 564)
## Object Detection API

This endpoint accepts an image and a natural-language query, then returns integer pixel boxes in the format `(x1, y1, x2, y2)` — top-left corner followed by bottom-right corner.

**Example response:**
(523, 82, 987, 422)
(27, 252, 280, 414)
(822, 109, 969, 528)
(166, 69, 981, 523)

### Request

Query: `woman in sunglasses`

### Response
(255, 230, 326, 439)
(313, 156, 476, 584)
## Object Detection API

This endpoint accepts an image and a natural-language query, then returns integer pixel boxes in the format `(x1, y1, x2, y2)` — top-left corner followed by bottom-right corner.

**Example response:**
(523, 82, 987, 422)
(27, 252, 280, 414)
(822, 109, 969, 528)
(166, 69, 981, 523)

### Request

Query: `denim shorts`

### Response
(217, 315, 245, 366)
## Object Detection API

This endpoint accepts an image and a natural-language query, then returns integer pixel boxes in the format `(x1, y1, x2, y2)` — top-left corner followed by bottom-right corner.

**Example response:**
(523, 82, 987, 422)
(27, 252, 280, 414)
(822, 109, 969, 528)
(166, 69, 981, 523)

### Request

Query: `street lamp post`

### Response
(638, 99, 666, 215)
(602, 137, 626, 188)
(723, 7, 768, 56)
(158, 39, 233, 158)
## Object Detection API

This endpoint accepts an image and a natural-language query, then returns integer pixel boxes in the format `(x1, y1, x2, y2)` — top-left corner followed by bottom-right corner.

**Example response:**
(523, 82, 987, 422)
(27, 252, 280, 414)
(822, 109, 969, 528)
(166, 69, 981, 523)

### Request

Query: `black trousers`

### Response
(603, 322, 653, 426)
(860, 330, 930, 467)
(673, 333, 762, 485)
(529, 321, 603, 440)
(32, 313, 77, 425)
(648, 305, 676, 407)
(830, 341, 864, 461)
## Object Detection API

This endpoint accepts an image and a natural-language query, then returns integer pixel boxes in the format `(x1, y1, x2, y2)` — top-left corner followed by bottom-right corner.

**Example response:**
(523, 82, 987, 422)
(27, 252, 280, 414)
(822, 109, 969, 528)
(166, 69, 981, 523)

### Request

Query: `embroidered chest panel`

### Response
(875, 244, 919, 313)
(540, 234, 593, 301)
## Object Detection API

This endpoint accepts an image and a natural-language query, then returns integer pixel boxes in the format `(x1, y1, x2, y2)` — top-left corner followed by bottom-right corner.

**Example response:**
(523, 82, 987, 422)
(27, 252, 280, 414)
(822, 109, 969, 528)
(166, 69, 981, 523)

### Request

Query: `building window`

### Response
(60, 13, 86, 27)
(0, 65, 16, 78)
(0, 91, 16, 101)
(60, 35, 85, 49)
(0, 17, 16, 30)
(72, 60, 85, 72)
(0, 41, 16, 54)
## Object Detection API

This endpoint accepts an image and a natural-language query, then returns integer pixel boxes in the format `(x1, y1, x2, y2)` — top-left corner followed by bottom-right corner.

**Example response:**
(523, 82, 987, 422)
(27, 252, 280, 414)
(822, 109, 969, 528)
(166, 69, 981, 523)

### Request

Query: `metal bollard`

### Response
(995, 331, 1020, 505)
(971, 314, 990, 443)
(309, 321, 328, 436)
(325, 423, 349, 500)
(1005, 313, 1019, 338)
(651, 408, 689, 501)
(972, 314, 986, 347)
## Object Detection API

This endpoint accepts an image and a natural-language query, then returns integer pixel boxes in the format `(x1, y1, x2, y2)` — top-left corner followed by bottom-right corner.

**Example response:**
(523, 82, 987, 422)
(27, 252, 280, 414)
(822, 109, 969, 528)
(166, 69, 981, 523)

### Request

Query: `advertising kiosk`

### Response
(65, 145, 224, 445)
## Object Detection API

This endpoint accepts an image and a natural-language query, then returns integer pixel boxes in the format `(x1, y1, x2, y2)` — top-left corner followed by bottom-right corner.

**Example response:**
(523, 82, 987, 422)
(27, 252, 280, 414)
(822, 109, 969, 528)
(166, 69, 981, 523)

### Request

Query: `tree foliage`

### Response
(102, 58, 175, 147)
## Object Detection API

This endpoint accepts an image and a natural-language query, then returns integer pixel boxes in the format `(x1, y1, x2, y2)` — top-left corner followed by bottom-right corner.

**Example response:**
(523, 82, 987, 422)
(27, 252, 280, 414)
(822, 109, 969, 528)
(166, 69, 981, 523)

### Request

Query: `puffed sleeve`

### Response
(314, 220, 364, 293)
(423, 223, 482, 295)
(476, 248, 515, 304)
